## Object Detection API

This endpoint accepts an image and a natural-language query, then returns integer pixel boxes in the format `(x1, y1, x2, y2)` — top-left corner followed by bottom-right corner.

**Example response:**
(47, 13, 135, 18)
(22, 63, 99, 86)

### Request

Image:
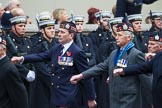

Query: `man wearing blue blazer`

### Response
(11, 21, 96, 108)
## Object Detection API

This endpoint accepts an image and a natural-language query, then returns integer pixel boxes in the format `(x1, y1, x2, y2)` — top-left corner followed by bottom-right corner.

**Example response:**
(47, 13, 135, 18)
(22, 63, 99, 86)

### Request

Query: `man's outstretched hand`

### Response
(11, 56, 24, 64)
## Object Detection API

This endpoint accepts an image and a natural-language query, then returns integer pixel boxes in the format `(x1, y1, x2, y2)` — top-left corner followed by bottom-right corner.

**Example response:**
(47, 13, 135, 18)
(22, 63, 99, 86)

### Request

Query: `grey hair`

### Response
(125, 31, 134, 40)
(5, 0, 11, 7)
(4, 0, 13, 9)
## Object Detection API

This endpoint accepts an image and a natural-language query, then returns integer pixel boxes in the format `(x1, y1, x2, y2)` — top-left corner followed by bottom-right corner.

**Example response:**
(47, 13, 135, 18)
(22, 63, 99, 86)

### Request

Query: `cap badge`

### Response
(123, 23, 128, 30)
(155, 35, 159, 40)
(65, 24, 70, 29)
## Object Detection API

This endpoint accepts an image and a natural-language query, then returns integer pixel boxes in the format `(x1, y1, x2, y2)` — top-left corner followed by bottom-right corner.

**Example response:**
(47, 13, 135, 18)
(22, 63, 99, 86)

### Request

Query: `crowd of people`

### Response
(0, 0, 162, 108)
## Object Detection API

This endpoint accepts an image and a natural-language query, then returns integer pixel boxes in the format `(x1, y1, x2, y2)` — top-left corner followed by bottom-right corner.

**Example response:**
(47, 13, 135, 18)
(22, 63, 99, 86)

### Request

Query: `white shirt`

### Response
(62, 40, 73, 55)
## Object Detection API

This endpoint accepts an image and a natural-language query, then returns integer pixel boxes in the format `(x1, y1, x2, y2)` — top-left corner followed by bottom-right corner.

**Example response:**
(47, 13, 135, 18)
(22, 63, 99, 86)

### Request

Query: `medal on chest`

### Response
(58, 56, 73, 66)
(117, 59, 128, 68)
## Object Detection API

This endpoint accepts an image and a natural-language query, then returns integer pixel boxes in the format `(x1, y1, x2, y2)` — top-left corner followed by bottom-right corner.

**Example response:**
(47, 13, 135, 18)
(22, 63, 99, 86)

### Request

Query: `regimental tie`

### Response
(60, 45, 64, 56)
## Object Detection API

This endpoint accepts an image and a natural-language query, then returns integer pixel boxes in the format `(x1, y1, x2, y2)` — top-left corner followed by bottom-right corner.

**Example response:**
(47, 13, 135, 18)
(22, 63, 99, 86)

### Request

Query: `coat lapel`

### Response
(0, 56, 9, 66)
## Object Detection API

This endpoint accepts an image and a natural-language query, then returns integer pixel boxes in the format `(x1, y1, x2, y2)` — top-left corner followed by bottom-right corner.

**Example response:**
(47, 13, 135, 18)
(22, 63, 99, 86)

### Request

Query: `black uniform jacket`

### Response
(0, 56, 28, 108)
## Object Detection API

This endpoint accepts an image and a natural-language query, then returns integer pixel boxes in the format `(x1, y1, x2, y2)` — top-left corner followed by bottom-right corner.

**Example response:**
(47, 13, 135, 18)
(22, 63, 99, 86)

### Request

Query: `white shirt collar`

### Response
(62, 40, 73, 55)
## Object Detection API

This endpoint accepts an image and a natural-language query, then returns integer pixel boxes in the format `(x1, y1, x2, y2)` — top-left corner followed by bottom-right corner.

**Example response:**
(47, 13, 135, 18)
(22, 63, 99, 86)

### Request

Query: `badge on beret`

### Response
(123, 24, 128, 30)
(65, 23, 70, 29)
(155, 35, 159, 41)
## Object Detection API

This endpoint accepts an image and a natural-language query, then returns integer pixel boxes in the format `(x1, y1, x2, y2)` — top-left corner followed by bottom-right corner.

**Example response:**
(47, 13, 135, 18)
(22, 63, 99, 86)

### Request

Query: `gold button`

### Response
(62, 67, 64, 70)
(51, 82, 54, 86)
(27, 46, 30, 48)
(58, 76, 60, 79)
(56, 85, 60, 88)
(51, 73, 55, 76)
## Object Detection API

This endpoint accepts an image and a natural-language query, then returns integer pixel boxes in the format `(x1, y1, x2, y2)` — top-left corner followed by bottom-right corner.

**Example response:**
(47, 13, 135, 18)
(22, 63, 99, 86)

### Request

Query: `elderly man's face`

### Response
(148, 41, 162, 53)
(116, 31, 132, 48)
(58, 28, 73, 45)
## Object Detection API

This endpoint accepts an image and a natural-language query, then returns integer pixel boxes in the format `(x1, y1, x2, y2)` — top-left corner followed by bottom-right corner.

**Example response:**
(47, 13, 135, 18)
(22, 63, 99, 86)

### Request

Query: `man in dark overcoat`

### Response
(0, 42, 28, 108)
(70, 21, 152, 108)
(113, 33, 162, 108)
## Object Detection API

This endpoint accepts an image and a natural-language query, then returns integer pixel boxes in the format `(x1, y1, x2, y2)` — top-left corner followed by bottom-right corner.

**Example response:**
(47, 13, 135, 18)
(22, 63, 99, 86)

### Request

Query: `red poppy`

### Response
(67, 51, 72, 56)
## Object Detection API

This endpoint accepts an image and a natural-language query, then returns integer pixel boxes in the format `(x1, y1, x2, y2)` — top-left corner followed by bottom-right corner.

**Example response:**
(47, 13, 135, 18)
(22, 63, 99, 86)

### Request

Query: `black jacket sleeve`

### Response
(5, 64, 28, 108)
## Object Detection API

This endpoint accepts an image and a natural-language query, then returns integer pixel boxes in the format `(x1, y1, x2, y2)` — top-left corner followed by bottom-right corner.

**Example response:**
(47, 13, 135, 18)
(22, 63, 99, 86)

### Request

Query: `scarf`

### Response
(114, 42, 134, 66)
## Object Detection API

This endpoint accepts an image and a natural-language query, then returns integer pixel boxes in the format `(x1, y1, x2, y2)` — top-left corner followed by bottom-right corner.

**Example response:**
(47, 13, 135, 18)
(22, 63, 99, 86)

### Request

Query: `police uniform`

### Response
(30, 19, 58, 108)
(22, 21, 96, 108)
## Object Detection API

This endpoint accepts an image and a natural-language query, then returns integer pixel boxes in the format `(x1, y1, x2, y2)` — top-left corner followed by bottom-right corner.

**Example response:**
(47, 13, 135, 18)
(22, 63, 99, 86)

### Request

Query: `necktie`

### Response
(60, 45, 64, 55)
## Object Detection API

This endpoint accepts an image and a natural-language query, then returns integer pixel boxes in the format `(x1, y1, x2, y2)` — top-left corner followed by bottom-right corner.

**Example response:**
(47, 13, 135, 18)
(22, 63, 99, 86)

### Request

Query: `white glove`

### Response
(26, 70, 35, 82)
